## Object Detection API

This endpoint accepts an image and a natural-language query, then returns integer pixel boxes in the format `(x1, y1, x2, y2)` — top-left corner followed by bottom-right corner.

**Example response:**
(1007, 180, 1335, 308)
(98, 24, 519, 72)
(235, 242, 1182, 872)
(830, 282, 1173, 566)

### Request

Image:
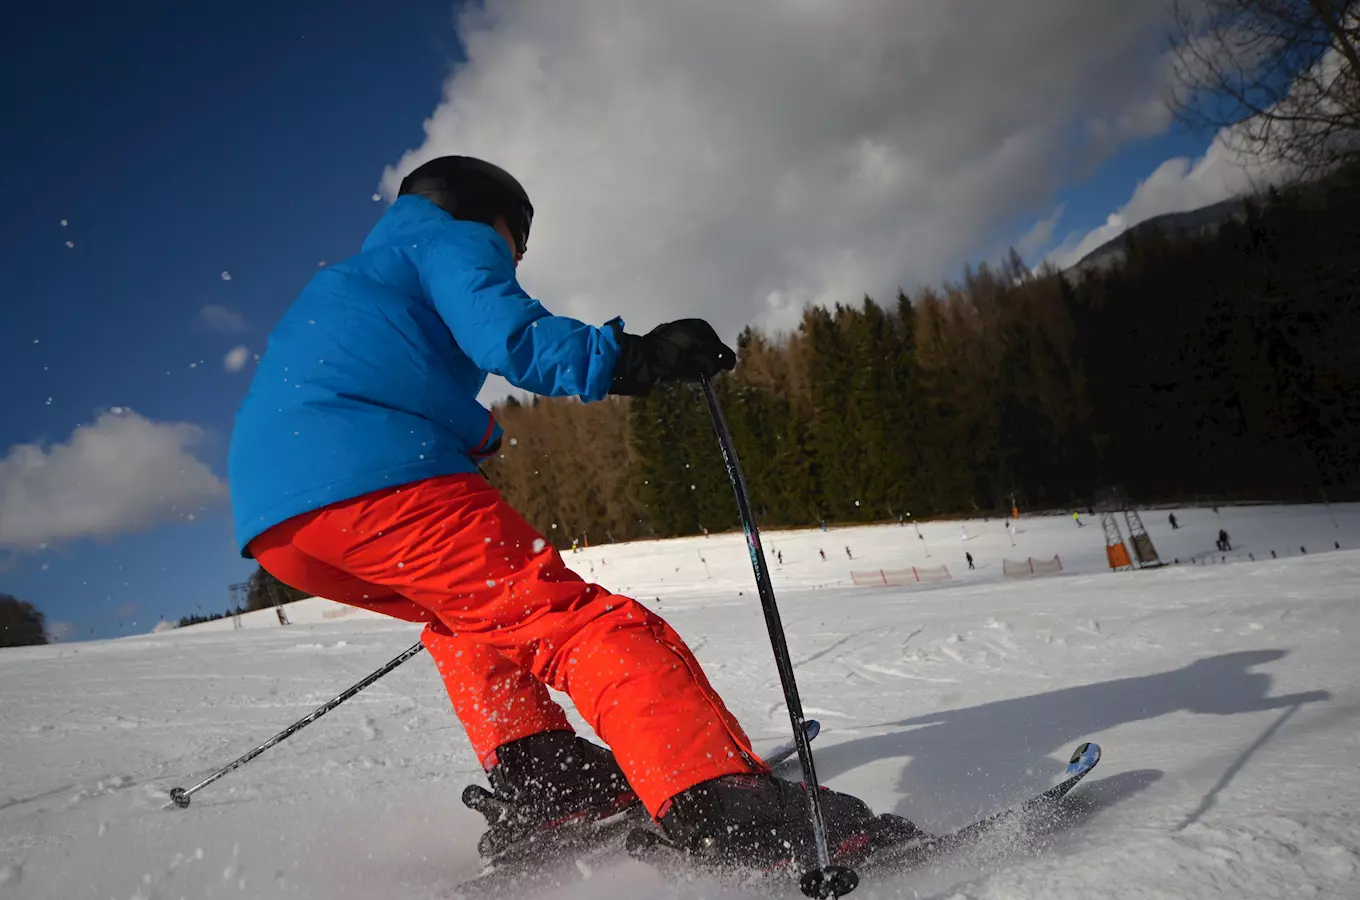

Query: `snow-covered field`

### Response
(2, 503, 1359, 899)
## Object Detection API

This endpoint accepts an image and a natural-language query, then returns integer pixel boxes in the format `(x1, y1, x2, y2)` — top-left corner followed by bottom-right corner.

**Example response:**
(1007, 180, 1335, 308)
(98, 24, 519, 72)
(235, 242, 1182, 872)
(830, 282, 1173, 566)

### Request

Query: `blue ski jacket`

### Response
(228, 195, 622, 555)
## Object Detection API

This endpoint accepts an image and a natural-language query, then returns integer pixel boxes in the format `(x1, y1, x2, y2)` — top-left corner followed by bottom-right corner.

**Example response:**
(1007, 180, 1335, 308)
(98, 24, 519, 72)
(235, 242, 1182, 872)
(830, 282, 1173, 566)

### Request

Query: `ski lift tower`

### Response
(229, 581, 248, 630)
(1095, 487, 1134, 571)
(1095, 487, 1163, 570)
(1123, 507, 1165, 568)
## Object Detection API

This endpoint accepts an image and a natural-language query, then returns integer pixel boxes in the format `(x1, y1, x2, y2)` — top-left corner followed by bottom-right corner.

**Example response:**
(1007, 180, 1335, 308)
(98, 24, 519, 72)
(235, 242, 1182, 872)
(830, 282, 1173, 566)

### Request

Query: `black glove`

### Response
(608, 318, 736, 396)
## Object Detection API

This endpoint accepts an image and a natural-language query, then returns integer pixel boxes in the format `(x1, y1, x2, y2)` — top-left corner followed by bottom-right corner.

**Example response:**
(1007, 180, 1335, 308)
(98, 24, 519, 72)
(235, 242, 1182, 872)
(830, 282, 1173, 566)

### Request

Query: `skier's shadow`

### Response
(815, 649, 1329, 828)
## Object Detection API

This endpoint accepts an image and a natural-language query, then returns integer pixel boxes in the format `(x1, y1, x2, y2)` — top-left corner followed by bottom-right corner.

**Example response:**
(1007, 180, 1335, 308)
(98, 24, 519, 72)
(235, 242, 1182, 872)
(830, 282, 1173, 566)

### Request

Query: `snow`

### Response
(2, 503, 1359, 899)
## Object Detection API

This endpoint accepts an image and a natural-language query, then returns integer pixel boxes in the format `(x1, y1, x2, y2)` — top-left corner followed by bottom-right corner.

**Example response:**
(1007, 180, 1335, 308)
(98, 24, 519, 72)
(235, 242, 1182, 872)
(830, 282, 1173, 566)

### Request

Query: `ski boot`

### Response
(634, 773, 926, 882)
(461, 730, 640, 859)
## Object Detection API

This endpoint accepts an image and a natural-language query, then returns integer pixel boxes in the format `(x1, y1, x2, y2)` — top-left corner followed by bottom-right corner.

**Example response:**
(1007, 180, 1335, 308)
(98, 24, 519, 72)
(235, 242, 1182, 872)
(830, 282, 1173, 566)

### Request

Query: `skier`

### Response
(1218, 528, 1232, 552)
(227, 156, 911, 873)
(1169, 512, 1179, 529)
(1072, 511, 1083, 527)
(844, 545, 853, 560)
(966, 551, 974, 570)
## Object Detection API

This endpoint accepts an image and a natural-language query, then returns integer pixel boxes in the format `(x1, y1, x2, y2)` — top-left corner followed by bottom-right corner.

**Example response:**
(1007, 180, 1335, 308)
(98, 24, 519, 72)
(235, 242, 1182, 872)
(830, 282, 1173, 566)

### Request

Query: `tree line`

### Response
(1, 594, 48, 647)
(482, 164, 1360, 544)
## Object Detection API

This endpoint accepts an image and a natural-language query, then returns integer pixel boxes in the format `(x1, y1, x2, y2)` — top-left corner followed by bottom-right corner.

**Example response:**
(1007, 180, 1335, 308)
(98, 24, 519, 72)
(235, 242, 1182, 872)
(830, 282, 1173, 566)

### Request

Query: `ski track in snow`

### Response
(2, 504, 1360, 899)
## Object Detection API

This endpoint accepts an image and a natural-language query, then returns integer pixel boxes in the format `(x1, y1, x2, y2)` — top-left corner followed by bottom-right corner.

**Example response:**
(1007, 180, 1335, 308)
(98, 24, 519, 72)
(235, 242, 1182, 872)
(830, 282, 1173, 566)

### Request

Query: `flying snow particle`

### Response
(317, 260, 327, 267)
(44, 397, 52, 405)
(109, 406, 127, 414)
(65, 240, 75, 248)
(220, 270, 232, 281)
(189, 362, 198, 369)
(532, 538, 547, 553)
(509, 438, 518, 446)
(60, 219, 68, 227)
(33, 339, 39, 344)
(486, 579, 496, 587)
(223, 345, 250, 373)
(372, 193, 381, 201)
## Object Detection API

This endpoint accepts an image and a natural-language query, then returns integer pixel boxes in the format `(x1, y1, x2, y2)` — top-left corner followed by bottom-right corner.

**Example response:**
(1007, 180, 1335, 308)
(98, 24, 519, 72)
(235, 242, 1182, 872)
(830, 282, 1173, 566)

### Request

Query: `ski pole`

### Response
(698, 376, 858, 900)
(166, 639, 426, 809)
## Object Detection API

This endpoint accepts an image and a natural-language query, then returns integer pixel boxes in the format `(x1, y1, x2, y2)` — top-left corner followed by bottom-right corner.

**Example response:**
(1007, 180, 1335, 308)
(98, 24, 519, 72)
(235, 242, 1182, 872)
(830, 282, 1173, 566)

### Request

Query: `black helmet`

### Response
(398, 156, 534, 255)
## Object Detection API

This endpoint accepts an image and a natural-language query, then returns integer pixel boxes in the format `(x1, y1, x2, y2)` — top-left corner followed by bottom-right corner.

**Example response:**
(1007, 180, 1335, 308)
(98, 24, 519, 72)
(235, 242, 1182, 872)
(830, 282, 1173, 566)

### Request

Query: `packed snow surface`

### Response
(2, 504, 1359, 899)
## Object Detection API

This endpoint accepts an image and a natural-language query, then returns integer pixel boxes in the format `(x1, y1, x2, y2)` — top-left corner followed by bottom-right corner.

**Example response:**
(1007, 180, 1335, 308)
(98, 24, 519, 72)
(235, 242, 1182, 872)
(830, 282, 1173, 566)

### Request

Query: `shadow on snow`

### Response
(814, 649, 1330, 829)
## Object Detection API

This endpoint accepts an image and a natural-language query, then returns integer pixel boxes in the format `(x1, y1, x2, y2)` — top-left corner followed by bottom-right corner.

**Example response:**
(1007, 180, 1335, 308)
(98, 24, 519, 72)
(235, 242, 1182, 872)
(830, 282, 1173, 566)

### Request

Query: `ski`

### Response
(858, 740, 1102, 875)
(623, 741, 1102, 894)
(447, 720, 821, 897)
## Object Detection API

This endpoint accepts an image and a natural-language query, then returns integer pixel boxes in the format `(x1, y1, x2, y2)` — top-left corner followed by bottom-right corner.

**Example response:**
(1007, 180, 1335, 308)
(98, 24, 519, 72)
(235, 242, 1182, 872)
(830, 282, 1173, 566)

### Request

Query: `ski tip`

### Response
(804, 719, 821, 741)
(1066, 742, 1101, 774)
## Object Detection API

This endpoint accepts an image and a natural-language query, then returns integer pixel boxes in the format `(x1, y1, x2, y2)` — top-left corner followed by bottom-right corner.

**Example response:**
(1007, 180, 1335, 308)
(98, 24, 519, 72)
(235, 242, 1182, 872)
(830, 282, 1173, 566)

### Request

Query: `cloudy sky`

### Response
(2, 0, 1284, 639)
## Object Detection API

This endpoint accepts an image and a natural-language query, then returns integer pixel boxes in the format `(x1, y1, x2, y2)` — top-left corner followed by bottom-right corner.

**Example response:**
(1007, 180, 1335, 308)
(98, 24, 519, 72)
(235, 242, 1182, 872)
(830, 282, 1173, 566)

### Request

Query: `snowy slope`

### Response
(2, 504, 1358, 899)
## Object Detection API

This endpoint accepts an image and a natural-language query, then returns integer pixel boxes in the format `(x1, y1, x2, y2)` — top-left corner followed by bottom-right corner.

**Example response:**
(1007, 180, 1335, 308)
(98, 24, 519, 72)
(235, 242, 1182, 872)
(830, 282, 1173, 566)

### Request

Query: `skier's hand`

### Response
(608, 319, 735, 396)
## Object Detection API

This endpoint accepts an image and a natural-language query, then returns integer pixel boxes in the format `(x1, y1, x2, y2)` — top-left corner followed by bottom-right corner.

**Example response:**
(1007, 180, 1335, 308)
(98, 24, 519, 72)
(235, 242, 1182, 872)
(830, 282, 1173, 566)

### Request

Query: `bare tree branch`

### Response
(1168, 0, 1360, 175)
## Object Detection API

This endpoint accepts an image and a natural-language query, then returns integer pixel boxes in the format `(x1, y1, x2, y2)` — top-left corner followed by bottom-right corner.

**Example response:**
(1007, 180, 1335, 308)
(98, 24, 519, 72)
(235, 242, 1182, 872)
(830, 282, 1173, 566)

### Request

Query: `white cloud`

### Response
(197, 304, 248, 334)
(223, 345, 251, 373)
(1045, 122, 1294, 271)
(379, 1, 1182, 341)
(0, 409, 227, 550)
(1016, 204, 1066, 262)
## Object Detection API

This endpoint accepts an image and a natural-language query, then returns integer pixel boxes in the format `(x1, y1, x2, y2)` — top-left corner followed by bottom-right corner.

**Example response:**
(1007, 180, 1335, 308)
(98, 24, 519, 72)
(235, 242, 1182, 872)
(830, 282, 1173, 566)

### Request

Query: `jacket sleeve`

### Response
(420, 227, 621, 401)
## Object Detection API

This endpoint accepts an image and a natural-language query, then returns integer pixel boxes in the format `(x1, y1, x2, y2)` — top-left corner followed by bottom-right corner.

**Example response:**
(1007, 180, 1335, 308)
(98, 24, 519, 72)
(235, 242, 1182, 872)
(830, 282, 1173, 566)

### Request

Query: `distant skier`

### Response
(776, 550, 783, 565)
(966, 551, 975, 570)
(845, 545, 853, 560)
(1169, 512, 1179, 529)
(1218, 529, 1232, 551)
(1072, 511, 1084, 527)
(819, 548, 827, 561)
(228, 156, 908, 873)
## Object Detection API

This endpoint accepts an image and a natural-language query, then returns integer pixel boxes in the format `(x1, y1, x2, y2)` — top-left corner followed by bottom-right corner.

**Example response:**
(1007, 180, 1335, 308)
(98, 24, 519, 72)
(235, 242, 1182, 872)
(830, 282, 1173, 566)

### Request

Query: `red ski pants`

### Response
(249, 472, 763, 815)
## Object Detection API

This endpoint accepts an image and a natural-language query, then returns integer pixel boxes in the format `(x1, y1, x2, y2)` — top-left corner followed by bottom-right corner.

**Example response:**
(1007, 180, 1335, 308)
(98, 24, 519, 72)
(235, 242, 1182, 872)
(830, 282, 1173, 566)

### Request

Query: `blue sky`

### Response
(2, 1, 1233, 640)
